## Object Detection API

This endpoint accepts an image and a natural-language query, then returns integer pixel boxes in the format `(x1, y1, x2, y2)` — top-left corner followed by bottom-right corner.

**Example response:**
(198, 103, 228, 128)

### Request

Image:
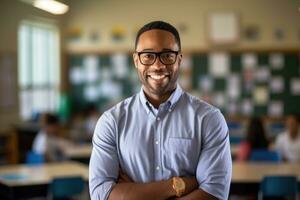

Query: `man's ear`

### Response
(133, 53, 139, 69)
(177, 53, 183, 66)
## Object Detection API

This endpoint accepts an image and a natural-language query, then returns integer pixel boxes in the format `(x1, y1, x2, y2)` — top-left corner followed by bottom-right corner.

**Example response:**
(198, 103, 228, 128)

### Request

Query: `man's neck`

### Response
(144, 88, 176, 109)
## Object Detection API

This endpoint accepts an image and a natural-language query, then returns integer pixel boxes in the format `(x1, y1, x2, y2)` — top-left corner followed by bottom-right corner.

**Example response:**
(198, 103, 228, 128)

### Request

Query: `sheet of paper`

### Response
(209, 52, 229, 77)
(255, 67, 270, 82)
(70, 67, 84, 84)
(112, 53, 128, 78)
(198, 76, 213, 92)
(227, 74, 240, 99)
(84, 55, 99, 83)
(268, 101, 283, 117)
(241, 99, 253, 115)
(213, 92, 226, 108)
(84, 85, 99, 101)
(253, 86, 269, 105)
(270, 53, 284, 69)
(242, 53, 257, 69)
(270, 77, 284, 93)
(291, 78, 300, 95)
(99, 80, 122, 99)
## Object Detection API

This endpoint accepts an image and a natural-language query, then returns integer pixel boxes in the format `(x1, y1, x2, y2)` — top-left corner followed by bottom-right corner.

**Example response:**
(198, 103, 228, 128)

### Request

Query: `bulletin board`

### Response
(191, 52, 300, 116)
(67, 51, 300, 116)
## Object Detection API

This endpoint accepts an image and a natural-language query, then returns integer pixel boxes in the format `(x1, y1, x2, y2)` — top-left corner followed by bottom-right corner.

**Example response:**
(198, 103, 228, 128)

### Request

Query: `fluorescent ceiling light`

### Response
(33, 0, 69, 15)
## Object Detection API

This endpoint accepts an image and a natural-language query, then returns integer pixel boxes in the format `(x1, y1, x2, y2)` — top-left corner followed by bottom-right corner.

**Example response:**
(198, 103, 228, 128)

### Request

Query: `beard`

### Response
(138, 69, 178, 96)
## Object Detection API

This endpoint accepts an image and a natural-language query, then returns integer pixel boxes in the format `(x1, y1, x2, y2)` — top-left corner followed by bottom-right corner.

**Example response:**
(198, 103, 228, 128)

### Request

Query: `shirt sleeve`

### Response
(89, 112, 119, 200)
(196, 109, 232, 200)
(32, 131, 46, 154)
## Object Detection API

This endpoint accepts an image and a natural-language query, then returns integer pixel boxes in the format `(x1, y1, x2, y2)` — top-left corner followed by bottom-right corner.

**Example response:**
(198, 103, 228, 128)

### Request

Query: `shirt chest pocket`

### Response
(165, 138, 198, 174)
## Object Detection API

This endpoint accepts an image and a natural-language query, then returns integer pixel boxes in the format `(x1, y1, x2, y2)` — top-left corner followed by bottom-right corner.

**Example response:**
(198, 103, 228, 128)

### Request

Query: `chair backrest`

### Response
(26, 151, 44, 164)
(249, 149, 281, 162)
(260, 176, 298, 198)
(50, 176, 84, 198)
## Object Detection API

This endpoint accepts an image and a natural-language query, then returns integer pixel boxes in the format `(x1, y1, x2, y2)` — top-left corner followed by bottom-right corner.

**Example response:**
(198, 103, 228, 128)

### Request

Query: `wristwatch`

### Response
(172, 177, 185, 197)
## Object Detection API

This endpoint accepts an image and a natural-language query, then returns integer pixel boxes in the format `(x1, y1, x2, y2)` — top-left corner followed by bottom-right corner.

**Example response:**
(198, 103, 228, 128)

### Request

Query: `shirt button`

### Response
(155, 140, 159, 145)
(157, 117, 160, 121)
(156, 166, 160, 170)
(168, 109, 172, 112)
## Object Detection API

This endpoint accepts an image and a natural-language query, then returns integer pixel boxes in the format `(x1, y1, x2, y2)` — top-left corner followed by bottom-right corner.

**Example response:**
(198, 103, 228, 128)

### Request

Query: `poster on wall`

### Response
(208, 12, 239, 45)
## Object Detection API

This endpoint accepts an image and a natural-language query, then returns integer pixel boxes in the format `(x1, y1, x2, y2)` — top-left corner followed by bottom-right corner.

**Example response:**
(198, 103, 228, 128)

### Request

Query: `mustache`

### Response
(147, 70, 170, 76)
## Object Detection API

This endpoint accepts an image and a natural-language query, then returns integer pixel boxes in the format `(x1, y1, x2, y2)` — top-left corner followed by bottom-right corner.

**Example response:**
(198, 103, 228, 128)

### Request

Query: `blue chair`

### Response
(250, 149, 281, 162)
(26, 151, 44, 164)
(258, 176, 299, 200)
(49, 176, 84, 199)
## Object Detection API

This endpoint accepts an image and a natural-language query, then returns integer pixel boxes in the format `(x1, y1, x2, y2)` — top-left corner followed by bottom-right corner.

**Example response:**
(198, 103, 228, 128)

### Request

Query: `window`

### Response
(18, 21, 60, 120)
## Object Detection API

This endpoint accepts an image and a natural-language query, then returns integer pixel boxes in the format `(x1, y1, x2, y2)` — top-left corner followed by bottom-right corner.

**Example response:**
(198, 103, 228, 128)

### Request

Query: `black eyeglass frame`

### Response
(135, 50, 180, 66)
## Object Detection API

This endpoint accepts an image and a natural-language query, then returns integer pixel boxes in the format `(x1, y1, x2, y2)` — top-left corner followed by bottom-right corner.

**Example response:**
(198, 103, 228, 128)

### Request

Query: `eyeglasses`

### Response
(136, 51, 180, 65)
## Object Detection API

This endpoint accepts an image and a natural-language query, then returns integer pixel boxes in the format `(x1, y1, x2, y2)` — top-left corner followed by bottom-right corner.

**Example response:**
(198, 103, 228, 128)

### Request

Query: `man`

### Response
(275, 114, 300, 162)
(89, 21, 232, 200)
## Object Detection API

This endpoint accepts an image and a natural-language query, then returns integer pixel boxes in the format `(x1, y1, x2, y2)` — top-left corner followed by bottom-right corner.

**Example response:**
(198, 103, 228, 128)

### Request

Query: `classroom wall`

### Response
(0, 0, 63, 131)
(0, 0, 299, 130)
(64, 0, 300, 53)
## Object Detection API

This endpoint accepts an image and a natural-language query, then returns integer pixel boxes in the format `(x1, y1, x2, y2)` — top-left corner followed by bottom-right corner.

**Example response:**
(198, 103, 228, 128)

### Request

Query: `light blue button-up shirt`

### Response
(89, 85, 232, 200)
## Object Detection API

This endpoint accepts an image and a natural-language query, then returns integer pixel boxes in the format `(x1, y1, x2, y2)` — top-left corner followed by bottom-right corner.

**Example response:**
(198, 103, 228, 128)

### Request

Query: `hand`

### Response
(118, 169, 133, 183)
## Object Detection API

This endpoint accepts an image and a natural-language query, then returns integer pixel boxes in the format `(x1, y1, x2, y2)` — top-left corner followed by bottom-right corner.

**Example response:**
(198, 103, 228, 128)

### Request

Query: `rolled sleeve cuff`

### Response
(90, 180, 116, 200)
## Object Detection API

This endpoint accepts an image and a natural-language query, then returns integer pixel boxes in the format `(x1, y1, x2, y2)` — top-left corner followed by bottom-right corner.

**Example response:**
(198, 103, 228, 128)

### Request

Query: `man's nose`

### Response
(151, 57, 166, 69)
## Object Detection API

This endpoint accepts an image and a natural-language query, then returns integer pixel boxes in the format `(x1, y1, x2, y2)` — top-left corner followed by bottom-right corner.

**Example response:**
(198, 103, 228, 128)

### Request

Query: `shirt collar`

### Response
(139, 84, 183, 114)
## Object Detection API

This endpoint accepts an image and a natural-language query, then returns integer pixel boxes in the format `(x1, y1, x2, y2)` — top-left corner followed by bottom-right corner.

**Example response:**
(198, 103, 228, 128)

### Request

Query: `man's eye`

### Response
(163, 53, 175, 59)
(143, 53, 155, 59)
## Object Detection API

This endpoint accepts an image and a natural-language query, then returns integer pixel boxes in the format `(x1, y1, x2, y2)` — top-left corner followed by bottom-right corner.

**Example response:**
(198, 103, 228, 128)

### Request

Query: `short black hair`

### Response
(135, 21, 181, 51)
(44, 113, 59, 125)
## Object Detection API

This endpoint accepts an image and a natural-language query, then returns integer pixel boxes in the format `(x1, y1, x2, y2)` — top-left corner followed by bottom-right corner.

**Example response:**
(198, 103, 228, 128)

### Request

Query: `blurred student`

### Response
(275, 114, 300, 162)
(69, 104, 100, 142)
(32, 113, 69, 161)
(237, 117, 269, 161)
(83, 104, 99, 138)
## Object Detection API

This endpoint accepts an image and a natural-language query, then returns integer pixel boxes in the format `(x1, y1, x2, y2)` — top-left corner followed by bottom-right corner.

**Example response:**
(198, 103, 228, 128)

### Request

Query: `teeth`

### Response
(150, 75, 166, 80)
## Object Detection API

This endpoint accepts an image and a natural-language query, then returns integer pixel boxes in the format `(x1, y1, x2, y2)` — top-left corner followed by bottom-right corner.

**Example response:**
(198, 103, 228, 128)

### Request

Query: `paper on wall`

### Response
(270, 77, 284, 93)
(84, 55, 99, 83)
(209, 52, 229, 77)
(270, 53, 284, 69)
(227, 74, 240, 99)
(291, 78, 300, 95)
(242, 53, 257, 69)
(213, 92, 226, 108)
(99, 80, 122, 99)
(241, 99, 253, 115)
(70, 67, 84, 84)
(253, 86, 269, 105)
(268, 101, 283, 117)
(84, 85, 99, 101)
(111, 53, 128, 78)
(255, 67, 270, 82)
(198, 76, 213, 92)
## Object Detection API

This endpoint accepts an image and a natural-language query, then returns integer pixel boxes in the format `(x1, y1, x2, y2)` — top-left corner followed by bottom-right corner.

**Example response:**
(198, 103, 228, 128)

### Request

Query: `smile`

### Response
(149, 74, 168, 80)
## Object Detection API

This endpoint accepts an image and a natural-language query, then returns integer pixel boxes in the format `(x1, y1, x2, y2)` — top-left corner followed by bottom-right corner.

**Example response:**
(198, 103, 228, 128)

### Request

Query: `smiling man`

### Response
(89, 21, 232, 200)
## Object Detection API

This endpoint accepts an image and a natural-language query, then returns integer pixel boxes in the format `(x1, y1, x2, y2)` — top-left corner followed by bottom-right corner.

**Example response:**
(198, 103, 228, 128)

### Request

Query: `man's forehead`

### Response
(136, 29, 178, 50)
